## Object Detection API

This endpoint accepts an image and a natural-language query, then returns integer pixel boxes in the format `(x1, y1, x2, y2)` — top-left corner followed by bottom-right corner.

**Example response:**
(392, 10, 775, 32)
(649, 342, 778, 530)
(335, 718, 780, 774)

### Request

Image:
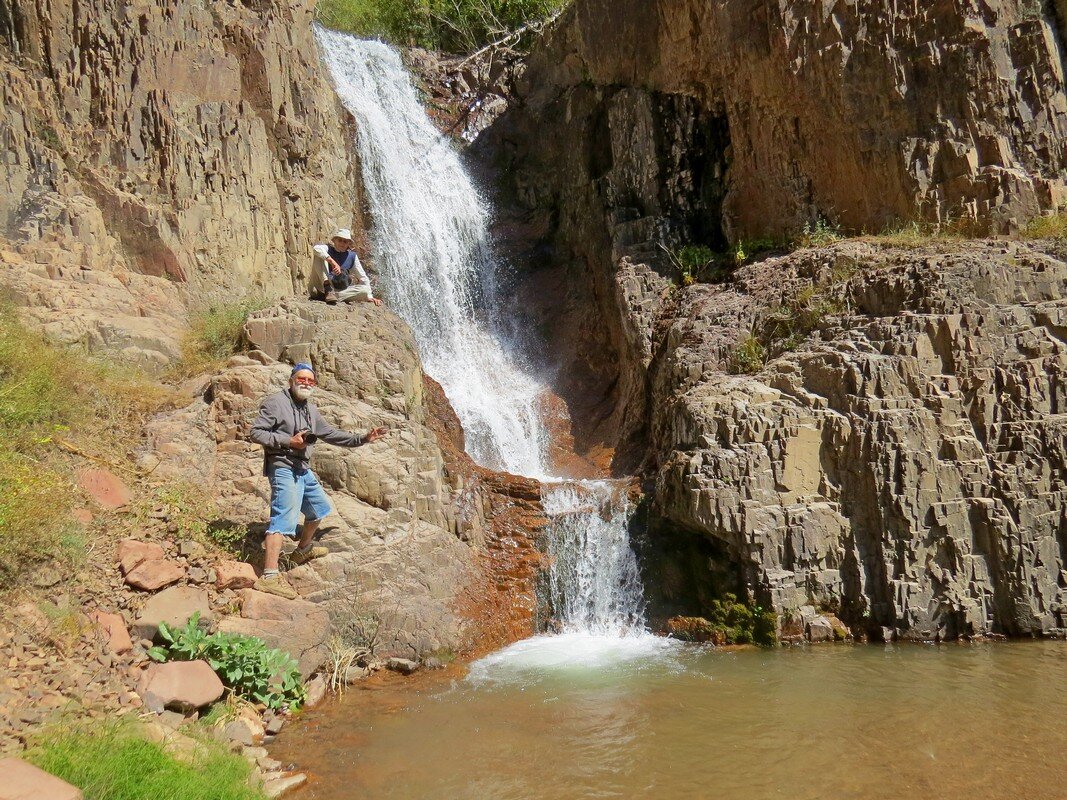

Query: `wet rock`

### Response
(385, 658, 419, 675)
(303, 675, 327, 708)
(263, 773, 307, 799)
(215, 561, 258, 591)
(139, 661, 224, 713)
(666, 617, 725, 645)
(125, 560, 185, 592)
(807, 617, 835, 644)
(263, 713, 285, 736)
(0, 757, 83, 799)
(133, 587, 213, 641)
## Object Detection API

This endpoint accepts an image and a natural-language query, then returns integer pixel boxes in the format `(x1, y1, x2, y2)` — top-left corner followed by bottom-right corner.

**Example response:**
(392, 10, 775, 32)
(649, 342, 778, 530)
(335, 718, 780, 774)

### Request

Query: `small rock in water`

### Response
(263, 773, 307, 799)
(385, 657, 419, 675)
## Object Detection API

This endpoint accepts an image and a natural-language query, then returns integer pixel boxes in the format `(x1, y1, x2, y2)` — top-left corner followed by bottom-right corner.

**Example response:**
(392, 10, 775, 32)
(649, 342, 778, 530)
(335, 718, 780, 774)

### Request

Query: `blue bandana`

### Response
(291, 362, 316, 377)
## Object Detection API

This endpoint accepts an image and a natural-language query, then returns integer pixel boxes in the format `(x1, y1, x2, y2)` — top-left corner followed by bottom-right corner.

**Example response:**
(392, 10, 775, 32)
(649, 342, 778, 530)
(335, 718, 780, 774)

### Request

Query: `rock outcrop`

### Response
(482, 0, 1067, 467)
(142, 299, 541, 659)
(644, 239, 1067, 641)
(0, 0, 364, 366)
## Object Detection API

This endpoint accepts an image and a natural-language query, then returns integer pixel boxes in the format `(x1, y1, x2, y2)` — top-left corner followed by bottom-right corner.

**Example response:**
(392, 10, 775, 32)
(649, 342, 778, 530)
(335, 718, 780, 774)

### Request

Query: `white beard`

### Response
(292, 385, 314, 402)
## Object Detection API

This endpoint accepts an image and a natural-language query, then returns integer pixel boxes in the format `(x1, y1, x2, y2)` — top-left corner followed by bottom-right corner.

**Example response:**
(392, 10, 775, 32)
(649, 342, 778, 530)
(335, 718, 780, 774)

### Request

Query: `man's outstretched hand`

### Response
(364, 427, 388, 444)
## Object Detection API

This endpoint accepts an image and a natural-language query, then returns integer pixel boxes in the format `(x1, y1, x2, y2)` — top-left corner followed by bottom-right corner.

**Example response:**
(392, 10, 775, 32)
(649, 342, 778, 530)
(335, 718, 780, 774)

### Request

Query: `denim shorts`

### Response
(266, 465, 333, 537)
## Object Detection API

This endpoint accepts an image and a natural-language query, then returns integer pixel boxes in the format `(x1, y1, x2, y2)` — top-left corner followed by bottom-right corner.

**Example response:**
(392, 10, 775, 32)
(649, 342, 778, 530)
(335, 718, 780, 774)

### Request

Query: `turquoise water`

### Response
(273, 639, 1067, 800)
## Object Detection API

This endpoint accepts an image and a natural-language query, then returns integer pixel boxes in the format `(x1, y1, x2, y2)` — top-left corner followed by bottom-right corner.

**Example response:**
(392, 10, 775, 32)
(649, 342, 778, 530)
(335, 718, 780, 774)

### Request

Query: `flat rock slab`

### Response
(385, 657, 419, 675)
(215, 560, 257, 590)
(125, 559, 185, 591)
(117, 539, 166, 574)
(263, 773, 307, 799)
(133, 586, 213, 641)
(139, 660, 224, 712)
(216, 590, 329, 679)
(77, 467, 131, 510)
(0, 757, 83, 800)
(88, 610, 133, 654)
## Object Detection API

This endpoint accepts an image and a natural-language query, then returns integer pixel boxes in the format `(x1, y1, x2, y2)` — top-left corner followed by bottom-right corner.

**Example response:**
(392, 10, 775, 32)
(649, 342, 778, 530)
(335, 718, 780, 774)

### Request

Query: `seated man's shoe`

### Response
(288, 545, 329, 566)
(253, 573, 298, 600)
(322, 280, 338, 305)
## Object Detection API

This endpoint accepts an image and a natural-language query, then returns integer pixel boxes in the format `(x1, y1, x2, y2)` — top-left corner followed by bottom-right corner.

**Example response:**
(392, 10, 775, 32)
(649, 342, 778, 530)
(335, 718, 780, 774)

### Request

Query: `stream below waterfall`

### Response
(273, 641, 1067, 800)
(297, 28, 1067, 800)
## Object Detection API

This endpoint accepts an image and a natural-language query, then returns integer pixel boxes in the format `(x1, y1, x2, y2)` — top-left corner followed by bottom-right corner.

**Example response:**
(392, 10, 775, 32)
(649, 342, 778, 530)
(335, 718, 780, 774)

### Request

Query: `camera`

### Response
(298, 430, 318, 444)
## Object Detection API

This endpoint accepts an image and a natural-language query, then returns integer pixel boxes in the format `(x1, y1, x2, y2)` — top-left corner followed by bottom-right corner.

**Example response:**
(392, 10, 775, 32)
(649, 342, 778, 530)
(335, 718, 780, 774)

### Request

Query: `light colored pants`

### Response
(336, 283, 373, 303)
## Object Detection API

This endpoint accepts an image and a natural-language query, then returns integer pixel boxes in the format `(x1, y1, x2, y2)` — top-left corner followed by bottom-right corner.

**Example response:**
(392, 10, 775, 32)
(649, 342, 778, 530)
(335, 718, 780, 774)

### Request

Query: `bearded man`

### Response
(249, 363, 387, 598)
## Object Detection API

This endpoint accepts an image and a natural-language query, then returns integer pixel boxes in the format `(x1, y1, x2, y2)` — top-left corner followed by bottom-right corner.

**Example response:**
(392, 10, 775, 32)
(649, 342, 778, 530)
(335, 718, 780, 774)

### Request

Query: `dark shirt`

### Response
(327, 247, 357, 274)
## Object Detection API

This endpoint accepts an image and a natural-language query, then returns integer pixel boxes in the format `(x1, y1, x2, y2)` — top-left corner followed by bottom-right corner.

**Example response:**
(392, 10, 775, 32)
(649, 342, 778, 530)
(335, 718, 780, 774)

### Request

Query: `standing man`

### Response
(312, 228, 384, 306)
(249, 363, 387, 599)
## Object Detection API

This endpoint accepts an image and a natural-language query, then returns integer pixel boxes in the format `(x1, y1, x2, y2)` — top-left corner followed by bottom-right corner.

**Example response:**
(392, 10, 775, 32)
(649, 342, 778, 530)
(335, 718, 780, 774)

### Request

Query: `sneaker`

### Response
(288, 545, 329, 566)
(253, 573, 298, 600)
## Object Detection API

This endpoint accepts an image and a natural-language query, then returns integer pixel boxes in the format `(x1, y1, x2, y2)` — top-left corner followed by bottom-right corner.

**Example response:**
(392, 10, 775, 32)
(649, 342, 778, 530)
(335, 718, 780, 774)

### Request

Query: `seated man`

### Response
(312, 229, 383, 306)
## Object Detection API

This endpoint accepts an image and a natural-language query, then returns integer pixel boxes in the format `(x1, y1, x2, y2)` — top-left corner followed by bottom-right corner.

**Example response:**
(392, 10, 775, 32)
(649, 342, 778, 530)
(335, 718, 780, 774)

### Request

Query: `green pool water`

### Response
(272, 635, 1066, 800)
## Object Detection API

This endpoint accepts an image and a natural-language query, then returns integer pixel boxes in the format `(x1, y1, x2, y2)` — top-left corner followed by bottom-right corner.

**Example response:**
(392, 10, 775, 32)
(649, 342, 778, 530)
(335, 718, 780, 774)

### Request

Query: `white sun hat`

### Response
(331, 228, 354, 243)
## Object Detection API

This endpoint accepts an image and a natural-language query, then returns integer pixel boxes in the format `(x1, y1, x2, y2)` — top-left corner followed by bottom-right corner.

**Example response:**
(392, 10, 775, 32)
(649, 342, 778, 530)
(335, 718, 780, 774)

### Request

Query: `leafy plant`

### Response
(170, 295, 270, 379)
(705, 594, 778, 645)
(149, 614, 306, 711)
(799, 217, 843, 248)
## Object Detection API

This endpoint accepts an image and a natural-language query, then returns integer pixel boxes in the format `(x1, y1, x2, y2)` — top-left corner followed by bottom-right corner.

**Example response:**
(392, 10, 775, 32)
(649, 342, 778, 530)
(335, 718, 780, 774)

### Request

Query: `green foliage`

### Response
(1021, 211, 1067, 240)
(764, 286, 847, 353)
(173, 296, 270, 378)
(25, 720, 265, 800)
(728, 333, 766, 375)
(316, 0, 569, 53)
(705, 594, 778, 646)
(149, 614, 306, 711)
(799, 218, 843, 248)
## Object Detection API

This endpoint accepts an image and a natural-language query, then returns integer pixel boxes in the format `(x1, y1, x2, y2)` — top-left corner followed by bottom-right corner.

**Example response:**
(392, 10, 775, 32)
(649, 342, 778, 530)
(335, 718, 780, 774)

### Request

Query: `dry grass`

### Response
(168, 296, 271, 380)
(0, 303, 173, 591)
(1021, 212, 1067, 240)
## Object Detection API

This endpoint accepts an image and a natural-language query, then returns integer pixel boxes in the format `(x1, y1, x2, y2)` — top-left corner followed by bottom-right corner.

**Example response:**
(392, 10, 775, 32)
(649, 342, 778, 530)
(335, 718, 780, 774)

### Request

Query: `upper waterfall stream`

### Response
(316, 28, 651, 651)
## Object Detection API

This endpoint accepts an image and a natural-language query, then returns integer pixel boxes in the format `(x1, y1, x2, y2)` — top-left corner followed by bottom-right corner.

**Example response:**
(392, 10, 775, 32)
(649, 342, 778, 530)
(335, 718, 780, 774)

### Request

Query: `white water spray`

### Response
(315, 28, 547, 477)
(316, 30, 655, 660)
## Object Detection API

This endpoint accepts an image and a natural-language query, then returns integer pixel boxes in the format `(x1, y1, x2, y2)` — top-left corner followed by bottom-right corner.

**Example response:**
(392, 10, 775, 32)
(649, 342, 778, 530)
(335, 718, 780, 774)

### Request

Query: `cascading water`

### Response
(315, 28, 547, 478)
(316, 29, 666, 668)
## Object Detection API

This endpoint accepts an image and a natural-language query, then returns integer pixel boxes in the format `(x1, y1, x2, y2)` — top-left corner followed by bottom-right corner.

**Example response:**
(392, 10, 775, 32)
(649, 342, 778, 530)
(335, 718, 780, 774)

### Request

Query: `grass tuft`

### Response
(1021, 211, 1067, 240)
(170, 296, 271, 380)
(25, 720, 266, 800)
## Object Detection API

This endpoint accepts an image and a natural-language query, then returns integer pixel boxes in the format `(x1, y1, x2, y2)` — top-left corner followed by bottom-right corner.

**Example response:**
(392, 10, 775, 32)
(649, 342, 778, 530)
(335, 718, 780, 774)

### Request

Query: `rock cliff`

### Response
(481, 0, 1067, 639)
(0, 0, 363, 366)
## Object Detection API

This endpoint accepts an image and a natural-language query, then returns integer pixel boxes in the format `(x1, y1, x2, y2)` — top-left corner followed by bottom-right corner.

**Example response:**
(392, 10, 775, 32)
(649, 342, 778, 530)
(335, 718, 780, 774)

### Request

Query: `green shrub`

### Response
(728, 334, 765, 375)
(1022, 211, 1067, 239)
(706, 594, 778, 646)
(317, 0, 569, 53)
(26, 720, 265, 800)
(799, 218, 843, 248)
(149, 614, 307, 711)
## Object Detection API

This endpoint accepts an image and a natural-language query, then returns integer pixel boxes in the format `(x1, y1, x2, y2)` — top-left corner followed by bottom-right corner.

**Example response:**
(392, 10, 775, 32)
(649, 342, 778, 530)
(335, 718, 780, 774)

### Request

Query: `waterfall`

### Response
(315, 29, 547, 478)
(316, 29, 649, 646)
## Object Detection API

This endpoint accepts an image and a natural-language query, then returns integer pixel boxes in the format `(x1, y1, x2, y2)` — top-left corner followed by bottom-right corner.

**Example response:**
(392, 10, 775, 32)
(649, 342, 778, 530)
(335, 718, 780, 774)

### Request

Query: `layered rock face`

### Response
(143, 299, 541, 658)
(643, 239, 1067, 640)
(0, 0, 361, 366)
(484, 0, 1067, 468)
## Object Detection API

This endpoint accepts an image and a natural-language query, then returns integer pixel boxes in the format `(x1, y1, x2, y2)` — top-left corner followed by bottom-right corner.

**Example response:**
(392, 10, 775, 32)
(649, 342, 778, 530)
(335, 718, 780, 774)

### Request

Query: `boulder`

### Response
(385, 658, 419, 675)
(138, 660, 224, 712)
(88, 610, 133, 654)
(0, 758, 83, 800)
(215, 560, 257, 591)
(807, 617, 835, 644)
(78, 468, 131, 510)
(303, 675, 327, 708)
(222, 716, 263, 747)
(216, 590, 329, 679)
(132, 586, 213, 641)
(125, 559, 185, 591)
(263, 773, 307, 799)
(117, 539, 166, 574)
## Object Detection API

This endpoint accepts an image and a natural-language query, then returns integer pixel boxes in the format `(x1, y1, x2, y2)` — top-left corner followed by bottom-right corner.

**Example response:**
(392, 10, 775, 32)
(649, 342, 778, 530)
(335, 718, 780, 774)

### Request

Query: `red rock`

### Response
(125, 559, 185, 591)
(77, 467, 131, 510)
(217, 590, 329, 679)
(0, 756, 83, 799)
(88, 611, 133, 654)
(116, 539, 166, 574)
(138, 660, 224, 712)
(215, 560, 257, 590)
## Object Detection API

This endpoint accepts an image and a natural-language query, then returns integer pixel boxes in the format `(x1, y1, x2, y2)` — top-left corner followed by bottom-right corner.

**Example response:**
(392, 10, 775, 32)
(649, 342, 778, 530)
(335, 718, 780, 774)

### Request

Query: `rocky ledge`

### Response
(638, 238, 1067, 642)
